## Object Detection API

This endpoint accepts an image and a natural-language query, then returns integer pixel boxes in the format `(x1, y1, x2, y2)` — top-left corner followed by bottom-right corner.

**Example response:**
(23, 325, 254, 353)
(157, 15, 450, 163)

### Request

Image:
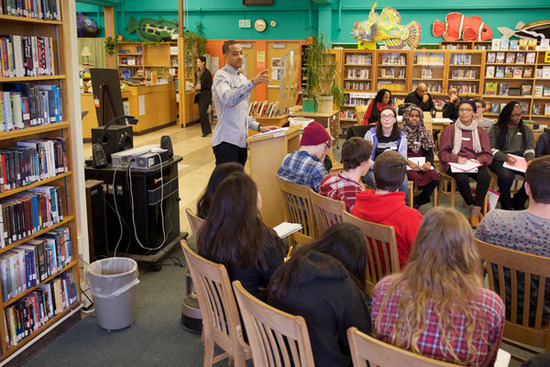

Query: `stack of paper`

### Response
(449, 160, 482, 173)
(273, 222, 302, 239)
(503, 154, 528, 173)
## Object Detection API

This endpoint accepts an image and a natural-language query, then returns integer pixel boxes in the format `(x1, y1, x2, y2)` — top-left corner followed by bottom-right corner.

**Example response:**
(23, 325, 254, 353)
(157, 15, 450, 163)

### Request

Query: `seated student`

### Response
(404, 83, 435, 112)
(196, 172, 286, 302)
(438, 100, 493, 227)
(372, 207, 505, 366)
(489, 101, 535, 210)
(277, 121, 330, 192)
(268, 223, 372, 367)
(442, 88, 462, 122)
(535, 127, 550, 157)
(319, 138, 373, 212)
(476, 156, 550, 324)
(196, 162, 244, 219)
(472, 97, 496, 131)
(402, 105, 439, 209)
(352, 151, 423, 269)
(363, 107, 409, 203)
(363, 88, 393, 125)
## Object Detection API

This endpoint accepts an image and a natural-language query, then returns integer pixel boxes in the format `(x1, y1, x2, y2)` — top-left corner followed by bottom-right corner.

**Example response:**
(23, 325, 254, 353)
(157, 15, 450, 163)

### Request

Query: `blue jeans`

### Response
(363, 169, 409, 204)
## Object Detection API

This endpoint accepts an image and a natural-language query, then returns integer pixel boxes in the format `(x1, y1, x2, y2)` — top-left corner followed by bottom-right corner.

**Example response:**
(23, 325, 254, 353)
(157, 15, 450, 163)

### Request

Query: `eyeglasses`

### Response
(459, 108, 473, 112)
(380, 115, 396, 121)
(511, 113, 523, 118)
(324, 141, 331, 150)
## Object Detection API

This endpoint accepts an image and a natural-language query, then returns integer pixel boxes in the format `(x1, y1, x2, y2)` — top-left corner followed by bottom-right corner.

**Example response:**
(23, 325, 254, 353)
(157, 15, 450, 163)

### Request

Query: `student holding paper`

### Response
(489, 102, 535, 210)
(402, 105, 439, 209)
(439, 100, 493, 227)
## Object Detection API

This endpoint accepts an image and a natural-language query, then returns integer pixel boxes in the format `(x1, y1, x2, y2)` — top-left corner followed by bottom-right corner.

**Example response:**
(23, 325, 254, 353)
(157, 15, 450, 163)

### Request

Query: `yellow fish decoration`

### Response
(351, 1, 422, 49)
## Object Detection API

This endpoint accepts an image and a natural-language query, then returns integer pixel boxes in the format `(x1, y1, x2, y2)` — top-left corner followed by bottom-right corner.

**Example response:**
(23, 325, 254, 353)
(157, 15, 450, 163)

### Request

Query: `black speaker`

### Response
(160, 135, 174, 157)
(92, 143, 108, 168)
(92, 125, 134, 160)
(85, 180, 108, 261)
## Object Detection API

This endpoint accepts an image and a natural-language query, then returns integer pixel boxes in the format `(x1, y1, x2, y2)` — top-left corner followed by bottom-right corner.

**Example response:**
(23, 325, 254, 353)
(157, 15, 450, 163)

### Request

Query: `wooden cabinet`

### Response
(411, 51, 447, 99)
(0, 8, 80, 361)
(341, 50, 375, 126)
(446, 50, 484, 98)
(440, 41, 492, 50)
(118, 42, 177, 83)
(376, 51, 409, 97)
(531, 51, 550, 124)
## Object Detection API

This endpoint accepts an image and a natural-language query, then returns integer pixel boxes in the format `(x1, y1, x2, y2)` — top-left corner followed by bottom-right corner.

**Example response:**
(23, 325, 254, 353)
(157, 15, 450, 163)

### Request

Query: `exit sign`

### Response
(239, 19, 251, 28)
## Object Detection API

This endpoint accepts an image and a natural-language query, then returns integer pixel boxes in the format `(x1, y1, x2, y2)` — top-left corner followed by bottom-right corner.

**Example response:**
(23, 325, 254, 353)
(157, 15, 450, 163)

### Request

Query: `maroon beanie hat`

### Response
(300, 121, 331, 146)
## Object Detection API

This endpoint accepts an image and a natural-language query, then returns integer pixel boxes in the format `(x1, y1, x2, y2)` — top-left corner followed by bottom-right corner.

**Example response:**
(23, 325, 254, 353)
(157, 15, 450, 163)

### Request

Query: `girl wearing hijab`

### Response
(402, 105, 439, 209)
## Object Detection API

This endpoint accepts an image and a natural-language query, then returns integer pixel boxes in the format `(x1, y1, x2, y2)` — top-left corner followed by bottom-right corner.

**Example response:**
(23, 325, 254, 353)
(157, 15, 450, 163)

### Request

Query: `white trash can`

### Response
(86, 257, 140, 331)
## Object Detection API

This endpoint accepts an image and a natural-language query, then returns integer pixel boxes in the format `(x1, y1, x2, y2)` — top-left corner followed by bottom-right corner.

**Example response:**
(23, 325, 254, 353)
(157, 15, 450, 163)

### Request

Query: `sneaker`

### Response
(470, 214, 481, 228)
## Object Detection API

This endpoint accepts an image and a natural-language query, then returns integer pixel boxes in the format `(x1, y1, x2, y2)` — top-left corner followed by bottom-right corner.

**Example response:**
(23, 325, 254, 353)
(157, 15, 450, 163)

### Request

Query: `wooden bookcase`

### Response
(117, 42, 177, 83)
(341, 50, 375, 126)
(411, 50, 447, 98)
(446, 50, 484, 98)
(0, 6, 80, 362)
(531, 51, 550, 124)
(440, 41, 492, 50)
(375, 50, 410, 99)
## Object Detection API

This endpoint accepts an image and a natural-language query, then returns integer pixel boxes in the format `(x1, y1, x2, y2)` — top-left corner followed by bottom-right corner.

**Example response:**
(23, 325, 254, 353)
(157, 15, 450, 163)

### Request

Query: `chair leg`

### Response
(433, 183, 439, 207)
(450, 179, 456, 208)
(203, 331, 215, 367)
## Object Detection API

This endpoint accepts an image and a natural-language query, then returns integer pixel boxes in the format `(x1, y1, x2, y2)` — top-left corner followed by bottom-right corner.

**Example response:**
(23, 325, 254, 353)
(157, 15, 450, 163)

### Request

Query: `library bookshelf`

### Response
(341, 50, 375, 126)
(0, 4, 81, 362)
(117, 41, 177, 82)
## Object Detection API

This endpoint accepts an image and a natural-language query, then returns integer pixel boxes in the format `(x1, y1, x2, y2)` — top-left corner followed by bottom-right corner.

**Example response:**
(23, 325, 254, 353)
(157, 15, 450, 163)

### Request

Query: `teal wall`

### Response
(76, 0, 550, 45)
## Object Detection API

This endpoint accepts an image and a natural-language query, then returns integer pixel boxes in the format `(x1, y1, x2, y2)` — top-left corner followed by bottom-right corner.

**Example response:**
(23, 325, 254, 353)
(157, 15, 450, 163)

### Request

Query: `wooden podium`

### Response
(247, 125, 301, 227)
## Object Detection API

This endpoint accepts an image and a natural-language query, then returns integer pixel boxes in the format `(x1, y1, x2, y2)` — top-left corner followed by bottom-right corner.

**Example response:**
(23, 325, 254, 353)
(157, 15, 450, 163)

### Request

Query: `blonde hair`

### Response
(375, 208, 484, 364)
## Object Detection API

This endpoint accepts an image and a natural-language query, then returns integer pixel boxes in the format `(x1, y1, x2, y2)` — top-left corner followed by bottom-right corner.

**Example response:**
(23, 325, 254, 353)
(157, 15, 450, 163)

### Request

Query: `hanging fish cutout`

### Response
(432, 13, 493, 41)
(351, 1, 422, 49)
(498, 20, 550, 40)
(127, 16, 178, 42)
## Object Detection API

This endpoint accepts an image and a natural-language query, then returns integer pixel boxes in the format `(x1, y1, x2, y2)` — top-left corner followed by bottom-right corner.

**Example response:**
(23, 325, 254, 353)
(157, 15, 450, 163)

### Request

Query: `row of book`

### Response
(0, 0, 61, 20)
(484, 82, 549, 97)
(346, 68, 370, 79)
(0, 35, 56, 78)
(0, 186, 63, 249)
(0, 138, 67, 192)
(450, 68, 477, 80)
(344, 81, 371, 91)
(532, 104, 550, 116)
(379, 68, 405, 78)
(248, 100, 280, 118)
(1, 83, 63, 130)
(491, 38, 545, 51)
(487, 52, 536, 65)
(412, 82, 442, 94)
(0, 226, 70, 302)
(345, 54, 372, 65)
(118, 55, 143, 66)
(487, 101, 529, 115)
(537, 66, 550, 79)
(447, 84, 477, 94)
(449, 54, 473, 65)
(4, 270, 77, 349)
(486, 66, 533, 79)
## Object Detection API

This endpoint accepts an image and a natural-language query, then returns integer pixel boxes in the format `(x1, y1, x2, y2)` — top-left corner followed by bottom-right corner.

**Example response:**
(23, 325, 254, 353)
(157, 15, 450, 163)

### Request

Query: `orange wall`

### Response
(207, 39, 305, 102)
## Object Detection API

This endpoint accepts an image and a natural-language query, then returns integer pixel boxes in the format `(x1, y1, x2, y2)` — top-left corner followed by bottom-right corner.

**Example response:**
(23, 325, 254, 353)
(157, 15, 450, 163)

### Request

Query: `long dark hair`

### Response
(495, 101, 527, 150)
(197, 162, 244, 219)
(376, 107, 400, 140)
(196, 172, 271, 270)
(374, 88, 392, 105)
(268, 223, 367, 300)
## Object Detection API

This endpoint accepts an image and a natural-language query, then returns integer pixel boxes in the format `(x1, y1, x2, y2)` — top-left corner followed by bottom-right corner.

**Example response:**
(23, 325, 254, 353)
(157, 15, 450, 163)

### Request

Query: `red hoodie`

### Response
(351, 189, 423, 269)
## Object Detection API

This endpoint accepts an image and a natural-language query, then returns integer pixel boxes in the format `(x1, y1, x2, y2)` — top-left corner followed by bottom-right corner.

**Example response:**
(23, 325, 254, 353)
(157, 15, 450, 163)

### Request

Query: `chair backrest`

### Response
(185, 208, 205, 238)
(342, 212, 399, 296)
(180, 239, 248, 364)
(277, 178, 317, 242)
(232, 280, 315, 367)
(347, 327, 460, 367)
(355, 105, 369, 125)
(475, 238, 550, 351)
(309, 189, 346, 234)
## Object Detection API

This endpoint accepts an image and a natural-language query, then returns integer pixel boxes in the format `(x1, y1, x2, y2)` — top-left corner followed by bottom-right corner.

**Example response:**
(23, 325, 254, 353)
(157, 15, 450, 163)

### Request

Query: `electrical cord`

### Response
(112, 166, 124, 257)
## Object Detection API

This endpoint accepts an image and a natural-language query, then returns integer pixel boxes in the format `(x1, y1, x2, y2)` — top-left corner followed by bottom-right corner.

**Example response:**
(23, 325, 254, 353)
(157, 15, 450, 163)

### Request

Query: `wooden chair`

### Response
(437, 167, 489, 214)
(347, 327, 460, 367)
(342, 212, 399, 297)
(232, 280, 315, 367)
(475, 239, 550, 358)
(278, 178, 317, 244)
(409, 181, 439, 208)
(180, 239, 251, 367)
(185, 208, 205, 238)
(355, 105, 369, 125)
(309, 189, 346, 234)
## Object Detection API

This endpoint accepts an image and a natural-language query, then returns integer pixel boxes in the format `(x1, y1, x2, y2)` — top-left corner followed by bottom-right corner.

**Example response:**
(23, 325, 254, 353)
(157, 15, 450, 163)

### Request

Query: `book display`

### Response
(532, 51, 550, 124)
(117, 42, 177, 83)
(376, 51, 409, 96)
(0, 4, 80, 362)
(411, 51, 446, 96)
(446, 51, 483, 96)
(341, 50, 375, 125)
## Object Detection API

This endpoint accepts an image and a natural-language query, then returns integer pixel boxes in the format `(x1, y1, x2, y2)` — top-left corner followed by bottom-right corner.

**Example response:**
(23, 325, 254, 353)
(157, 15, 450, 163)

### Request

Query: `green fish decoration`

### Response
(127, 16, 178, 42)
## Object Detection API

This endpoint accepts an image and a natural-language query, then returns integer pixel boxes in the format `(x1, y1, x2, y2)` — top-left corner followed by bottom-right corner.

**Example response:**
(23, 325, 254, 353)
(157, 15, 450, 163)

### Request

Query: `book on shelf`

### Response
(485, 82, 498, 95)
(499, 83, 509, 96)
(519, 101, 529, 114)
(513, 66, 523, 78)
(508, 87, 520, 96)
(491, 103, 500, 114)
(518, 39, 529, 51)
(495, 66, 505, 78)
(526, 52, 536, 64)
(521, 84, 532, 96)
(491, 38, 501, 50)
(487, 52, 496, 63)
(509, 40, 519, 51)
(516, 52, 525, 64)
(485, 66, 495, 78)
(523, 68, 533, 78)
(532, 104, 541, 115)
(505, 53, 516, 64)
(504, 66, 514, 78)
(528, 39, 538, 50)
(500, 38, 510, 51)
(546, 104, 550, 116)
(544, 86, 550, 97)
(496, 52, 505, 63)
(542, 66, 550, 79)
(541, 38, 550, 51)
(501, 102, 508, 112)
(535, 85, 544, 97)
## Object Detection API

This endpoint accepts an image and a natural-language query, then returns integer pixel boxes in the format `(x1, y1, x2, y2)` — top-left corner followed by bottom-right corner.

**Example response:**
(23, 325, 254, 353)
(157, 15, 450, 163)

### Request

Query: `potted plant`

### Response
(303, 34, 344, 113)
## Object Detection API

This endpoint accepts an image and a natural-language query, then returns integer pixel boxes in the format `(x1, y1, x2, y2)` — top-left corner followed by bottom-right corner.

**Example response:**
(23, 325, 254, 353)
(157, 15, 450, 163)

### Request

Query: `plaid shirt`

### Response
(319, 173, 364, 212)
(277, 150, 327, 192)
(372, 276, 505, 367)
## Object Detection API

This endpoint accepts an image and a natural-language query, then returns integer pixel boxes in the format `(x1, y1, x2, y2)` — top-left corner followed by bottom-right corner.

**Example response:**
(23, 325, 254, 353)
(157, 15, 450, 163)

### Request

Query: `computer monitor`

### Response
(90, 68, 126, 127)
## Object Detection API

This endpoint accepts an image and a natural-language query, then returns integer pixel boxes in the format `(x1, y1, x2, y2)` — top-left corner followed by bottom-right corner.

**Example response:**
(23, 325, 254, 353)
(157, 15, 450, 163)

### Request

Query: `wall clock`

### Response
(254, 18, 267, 33)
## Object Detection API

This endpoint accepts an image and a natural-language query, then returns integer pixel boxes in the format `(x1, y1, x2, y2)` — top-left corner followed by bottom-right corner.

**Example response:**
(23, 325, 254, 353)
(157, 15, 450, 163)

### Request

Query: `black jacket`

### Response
(442, 98, 461, 122)
(268, 252, 372, 367)
(195, 68, 212, 103)
(404, 91, 435, 111)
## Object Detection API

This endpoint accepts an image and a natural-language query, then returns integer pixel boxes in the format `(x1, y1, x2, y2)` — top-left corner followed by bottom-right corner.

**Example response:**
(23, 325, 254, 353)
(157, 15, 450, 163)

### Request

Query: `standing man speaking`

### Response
(212, 40, 278, 165)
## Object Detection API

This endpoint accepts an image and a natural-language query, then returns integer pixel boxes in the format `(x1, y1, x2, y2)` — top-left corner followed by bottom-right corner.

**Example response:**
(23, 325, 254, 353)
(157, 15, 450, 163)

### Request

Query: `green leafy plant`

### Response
(304, 34, 344, 108)
(104, 37, 117, 55)
(184, 30, 207, 58)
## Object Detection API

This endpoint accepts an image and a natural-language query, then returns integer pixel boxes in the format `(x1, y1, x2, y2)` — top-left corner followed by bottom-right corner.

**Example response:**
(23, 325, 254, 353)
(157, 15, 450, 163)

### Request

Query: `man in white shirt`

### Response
(212, 40, 278, 165)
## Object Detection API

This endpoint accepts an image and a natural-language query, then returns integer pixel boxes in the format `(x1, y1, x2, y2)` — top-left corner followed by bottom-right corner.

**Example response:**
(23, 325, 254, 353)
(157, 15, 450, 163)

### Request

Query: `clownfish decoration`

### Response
(351, 1, 422, 49)
(432, 13, 493, 41)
